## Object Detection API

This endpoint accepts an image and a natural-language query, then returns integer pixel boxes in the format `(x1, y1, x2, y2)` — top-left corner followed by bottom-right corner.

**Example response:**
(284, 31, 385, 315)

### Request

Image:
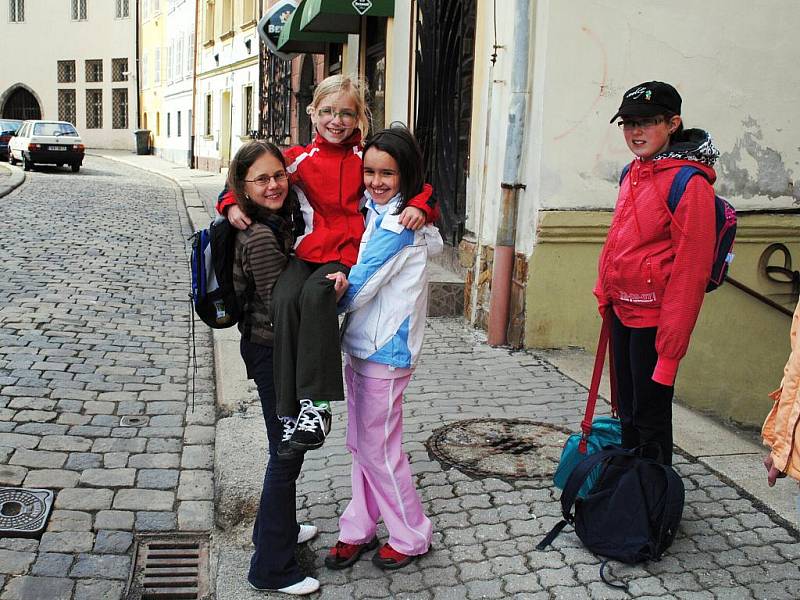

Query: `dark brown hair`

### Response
(226, 140, 291, 219)
(363, 123, 425, 214)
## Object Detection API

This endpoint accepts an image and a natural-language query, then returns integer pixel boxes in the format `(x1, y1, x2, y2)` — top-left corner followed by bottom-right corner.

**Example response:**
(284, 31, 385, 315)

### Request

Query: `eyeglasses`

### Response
(617, 117, 664, 130)
(243, 171, 288, 186)
(317, 107, 358, 123)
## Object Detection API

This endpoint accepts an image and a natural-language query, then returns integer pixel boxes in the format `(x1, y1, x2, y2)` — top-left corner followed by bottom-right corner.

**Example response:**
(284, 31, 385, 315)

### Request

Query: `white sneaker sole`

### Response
(297, 524, 318, 544)
(249, 576, 320, 595)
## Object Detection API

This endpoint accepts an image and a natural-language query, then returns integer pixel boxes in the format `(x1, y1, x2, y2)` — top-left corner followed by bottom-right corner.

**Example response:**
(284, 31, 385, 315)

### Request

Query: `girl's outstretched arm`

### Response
(401, 183, 439, 229)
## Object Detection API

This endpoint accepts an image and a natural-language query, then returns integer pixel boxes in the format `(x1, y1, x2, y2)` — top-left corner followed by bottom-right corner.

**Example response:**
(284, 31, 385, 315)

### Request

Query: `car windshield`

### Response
(0, 120, 21, 134)
(33, 123, 78, 136)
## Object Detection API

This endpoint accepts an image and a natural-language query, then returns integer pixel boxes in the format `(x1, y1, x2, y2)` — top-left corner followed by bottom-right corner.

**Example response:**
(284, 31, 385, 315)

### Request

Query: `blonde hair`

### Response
(307, 74, 371, 141)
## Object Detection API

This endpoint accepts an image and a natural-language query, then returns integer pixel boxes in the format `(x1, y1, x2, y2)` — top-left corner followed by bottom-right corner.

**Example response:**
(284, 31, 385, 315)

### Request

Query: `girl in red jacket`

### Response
(595, 81, 718, 465)
(217, 75, 437, 456)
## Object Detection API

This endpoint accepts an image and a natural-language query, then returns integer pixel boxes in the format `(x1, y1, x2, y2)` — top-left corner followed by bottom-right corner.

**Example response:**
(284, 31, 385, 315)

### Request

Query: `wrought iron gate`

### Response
(415, 0, 476, 245)
(2, 87, 42, 120)
(259, 46, 292, 144)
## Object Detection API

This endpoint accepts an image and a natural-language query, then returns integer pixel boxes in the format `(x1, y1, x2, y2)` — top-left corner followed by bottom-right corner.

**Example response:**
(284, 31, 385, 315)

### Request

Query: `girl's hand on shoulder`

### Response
(398, 206, 425, 230)
(326, 272, 350, 301)
(227, 204, 252, 230)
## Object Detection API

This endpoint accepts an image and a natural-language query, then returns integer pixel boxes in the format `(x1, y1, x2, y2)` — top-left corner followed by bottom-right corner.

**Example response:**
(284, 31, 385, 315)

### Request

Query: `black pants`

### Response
(272, 257, 349, 416)
(610, 312, 675, 465)
(240, 338, 306, 590)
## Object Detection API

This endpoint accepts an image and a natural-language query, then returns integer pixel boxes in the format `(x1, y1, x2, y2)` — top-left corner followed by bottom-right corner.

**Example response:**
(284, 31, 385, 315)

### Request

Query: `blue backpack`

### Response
(620, 163, 736, 292)
(190, 217, 240, 329)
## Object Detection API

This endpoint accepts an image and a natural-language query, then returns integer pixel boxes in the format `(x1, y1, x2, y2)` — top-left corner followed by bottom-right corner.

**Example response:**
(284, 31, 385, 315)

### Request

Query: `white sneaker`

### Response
(297, 524, 318, 544)
(250, 576, 320, 595)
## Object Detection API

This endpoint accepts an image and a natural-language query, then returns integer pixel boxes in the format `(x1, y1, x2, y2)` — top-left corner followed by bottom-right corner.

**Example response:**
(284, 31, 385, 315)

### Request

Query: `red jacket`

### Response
(594, 156, 716, 386)
(217, 131, 438, 268)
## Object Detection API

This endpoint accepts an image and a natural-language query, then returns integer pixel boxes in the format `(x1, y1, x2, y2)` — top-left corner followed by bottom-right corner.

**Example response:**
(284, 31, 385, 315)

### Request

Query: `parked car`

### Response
(0, 118, 22, 161)
(8, 120, 85, 172)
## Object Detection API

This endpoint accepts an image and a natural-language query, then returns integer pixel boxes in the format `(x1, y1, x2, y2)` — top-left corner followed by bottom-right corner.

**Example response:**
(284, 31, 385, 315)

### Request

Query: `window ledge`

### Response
(238, 134, 255, 141)
(203, 39, 215, 48)
(239, 19, 256, 31)
(203, 134, 214, 140)
(220, 30, 235, 42)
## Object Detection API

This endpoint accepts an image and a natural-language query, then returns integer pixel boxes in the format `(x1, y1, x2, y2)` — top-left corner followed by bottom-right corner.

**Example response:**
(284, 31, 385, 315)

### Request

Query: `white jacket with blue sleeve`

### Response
(338, 193, 443, 369)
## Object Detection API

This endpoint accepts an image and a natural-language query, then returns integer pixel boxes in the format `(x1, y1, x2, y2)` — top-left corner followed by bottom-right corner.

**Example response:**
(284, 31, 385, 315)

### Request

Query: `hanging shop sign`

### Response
(258, 0, 299, 61)
(352, 0, 373, 15)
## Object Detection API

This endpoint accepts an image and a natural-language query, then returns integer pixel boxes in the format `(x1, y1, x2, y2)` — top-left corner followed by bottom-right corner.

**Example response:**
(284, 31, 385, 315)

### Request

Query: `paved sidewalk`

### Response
(90, 151, 800, 599)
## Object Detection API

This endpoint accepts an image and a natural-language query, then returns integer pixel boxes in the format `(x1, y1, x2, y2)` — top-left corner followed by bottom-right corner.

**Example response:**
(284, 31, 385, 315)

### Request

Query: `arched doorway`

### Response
(2, 86, 42, 120)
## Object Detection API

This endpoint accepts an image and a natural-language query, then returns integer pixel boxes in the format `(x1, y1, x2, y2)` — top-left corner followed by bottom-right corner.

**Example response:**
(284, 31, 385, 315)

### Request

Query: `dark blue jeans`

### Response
(240, 338, 306, 590)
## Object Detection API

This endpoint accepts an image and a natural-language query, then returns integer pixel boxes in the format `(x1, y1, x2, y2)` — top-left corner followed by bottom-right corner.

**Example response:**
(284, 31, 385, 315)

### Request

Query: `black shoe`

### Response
(289, 399, 331, 450)
(276, 416, 302, 459)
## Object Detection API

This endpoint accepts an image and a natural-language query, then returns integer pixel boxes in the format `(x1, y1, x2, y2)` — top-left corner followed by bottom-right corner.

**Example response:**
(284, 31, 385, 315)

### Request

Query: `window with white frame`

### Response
(9, 0, 24, 22)
(112, 58, 128, 82)
(112, 89, 128, 129)
(115, 0, 129, 18)
(58, 60, 76, 83)
(141, 52, 149, 88)
(243, 84, 253, 135)
(186, 32, 194, 77)
(154, 48, 161, 84)
(166, 45, 172, 82)
(203, 1, 214, 44)
(221, 0, 233, 35)
(176, 37, 183, 82)
(58, 89, 76, 124)
(86, 89, 102, 129)
(240, 0, 255, 26)
(71, 0, 87, 20)
(204, 93, 212, 136)
(141, 0, 149, 20)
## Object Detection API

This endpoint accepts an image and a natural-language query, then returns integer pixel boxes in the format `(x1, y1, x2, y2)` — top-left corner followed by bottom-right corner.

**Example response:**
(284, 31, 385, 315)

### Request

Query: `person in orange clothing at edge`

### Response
(762, 297, 800, 492)
(215, 75, 438, 457)
(595, 81, 718, 465)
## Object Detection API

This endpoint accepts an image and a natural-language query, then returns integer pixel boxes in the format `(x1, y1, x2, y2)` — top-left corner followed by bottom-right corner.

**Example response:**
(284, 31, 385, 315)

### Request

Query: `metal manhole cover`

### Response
(0, 487, 54, 537)
(426, 418, 571, 481)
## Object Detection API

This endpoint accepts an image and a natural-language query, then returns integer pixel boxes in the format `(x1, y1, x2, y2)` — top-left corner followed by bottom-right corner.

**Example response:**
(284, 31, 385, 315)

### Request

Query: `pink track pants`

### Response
(339, 364, 432, 556)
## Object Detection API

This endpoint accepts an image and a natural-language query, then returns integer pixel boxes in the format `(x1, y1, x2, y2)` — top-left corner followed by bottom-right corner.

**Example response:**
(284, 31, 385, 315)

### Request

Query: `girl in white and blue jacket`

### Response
(324, 125, 443, 571)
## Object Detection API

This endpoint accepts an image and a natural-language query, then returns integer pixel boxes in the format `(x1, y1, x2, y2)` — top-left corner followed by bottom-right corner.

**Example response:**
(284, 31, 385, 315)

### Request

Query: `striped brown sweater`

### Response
(233, 220, 290, 345)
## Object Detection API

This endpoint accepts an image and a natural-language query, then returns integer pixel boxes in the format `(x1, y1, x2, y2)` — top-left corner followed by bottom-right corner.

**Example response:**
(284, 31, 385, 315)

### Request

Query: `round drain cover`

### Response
(426, 418, 571, 480)
(0, 488, 54, 537)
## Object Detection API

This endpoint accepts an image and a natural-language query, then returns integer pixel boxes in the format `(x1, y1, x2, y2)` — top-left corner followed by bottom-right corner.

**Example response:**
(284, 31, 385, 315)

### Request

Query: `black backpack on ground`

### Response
(538, 446, 685, 588)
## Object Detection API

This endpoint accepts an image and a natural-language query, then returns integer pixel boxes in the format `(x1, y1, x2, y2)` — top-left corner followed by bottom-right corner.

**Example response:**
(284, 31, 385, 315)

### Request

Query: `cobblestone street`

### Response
(1, 156, 800, 599)
(0, 157, 214, 600)
(217, 319, 800, 600)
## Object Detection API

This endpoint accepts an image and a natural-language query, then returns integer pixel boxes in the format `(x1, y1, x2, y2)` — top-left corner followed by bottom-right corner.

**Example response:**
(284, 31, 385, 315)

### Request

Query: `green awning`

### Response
(277, 1, 347, 54)
(300, 0, 395, 34)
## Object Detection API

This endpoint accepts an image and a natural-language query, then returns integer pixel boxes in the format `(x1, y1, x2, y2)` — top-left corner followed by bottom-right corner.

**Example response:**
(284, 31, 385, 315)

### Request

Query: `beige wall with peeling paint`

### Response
(465, 0, 800, 256)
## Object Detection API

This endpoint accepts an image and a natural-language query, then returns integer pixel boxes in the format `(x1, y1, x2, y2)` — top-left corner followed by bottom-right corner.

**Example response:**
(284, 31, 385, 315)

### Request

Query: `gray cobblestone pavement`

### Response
(3, 153, 800, 599)
(216, 319, 800, 600)
(0, 158, 214, 600)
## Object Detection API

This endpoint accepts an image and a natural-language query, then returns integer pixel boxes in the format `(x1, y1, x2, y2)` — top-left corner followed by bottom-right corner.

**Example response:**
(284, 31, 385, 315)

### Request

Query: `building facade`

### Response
(162, 0, 197, 165)
(193, 0, 261, 172)
(458, 0, 800, 428)
(0, 0, 137, 149)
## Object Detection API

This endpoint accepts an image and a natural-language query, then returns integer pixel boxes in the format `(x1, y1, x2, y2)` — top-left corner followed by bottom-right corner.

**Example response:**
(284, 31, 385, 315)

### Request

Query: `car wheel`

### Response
(8, 151, 15, 166)
(71, 163, 80, 173)
(22, 155, 31, 171)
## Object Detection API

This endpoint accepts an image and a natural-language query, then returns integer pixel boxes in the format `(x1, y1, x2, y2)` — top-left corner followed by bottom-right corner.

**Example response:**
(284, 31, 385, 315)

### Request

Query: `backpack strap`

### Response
(618, 163, 632, 186)
(579, 312, 613, 451)
(654, 466, 684, 555)
(667, 166, 711, 213)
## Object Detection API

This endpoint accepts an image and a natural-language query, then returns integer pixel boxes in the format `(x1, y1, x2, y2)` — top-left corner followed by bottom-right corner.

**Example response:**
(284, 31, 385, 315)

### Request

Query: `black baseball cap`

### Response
(609, 81, 682, 123)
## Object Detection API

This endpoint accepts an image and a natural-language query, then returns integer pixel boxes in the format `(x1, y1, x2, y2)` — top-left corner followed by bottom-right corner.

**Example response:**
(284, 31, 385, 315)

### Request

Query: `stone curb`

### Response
(0, 162, 26, 198)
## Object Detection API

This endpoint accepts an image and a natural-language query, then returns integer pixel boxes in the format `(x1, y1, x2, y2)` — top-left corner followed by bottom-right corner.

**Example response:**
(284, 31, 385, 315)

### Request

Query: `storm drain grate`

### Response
(0, 487, 54, 538)
(426, 418, 572, 481)
(127, 537, 210, 600)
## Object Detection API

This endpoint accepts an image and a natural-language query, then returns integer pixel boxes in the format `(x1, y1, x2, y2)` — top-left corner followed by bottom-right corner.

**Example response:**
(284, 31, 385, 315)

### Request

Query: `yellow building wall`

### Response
(524, 211, 800, 429)
(139, 8, 168, 148)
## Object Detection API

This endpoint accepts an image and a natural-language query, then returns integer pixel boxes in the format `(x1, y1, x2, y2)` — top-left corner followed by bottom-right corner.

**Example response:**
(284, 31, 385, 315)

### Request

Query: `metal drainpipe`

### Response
(135, 0, 141, 129)
(487, 0, 531, 346)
